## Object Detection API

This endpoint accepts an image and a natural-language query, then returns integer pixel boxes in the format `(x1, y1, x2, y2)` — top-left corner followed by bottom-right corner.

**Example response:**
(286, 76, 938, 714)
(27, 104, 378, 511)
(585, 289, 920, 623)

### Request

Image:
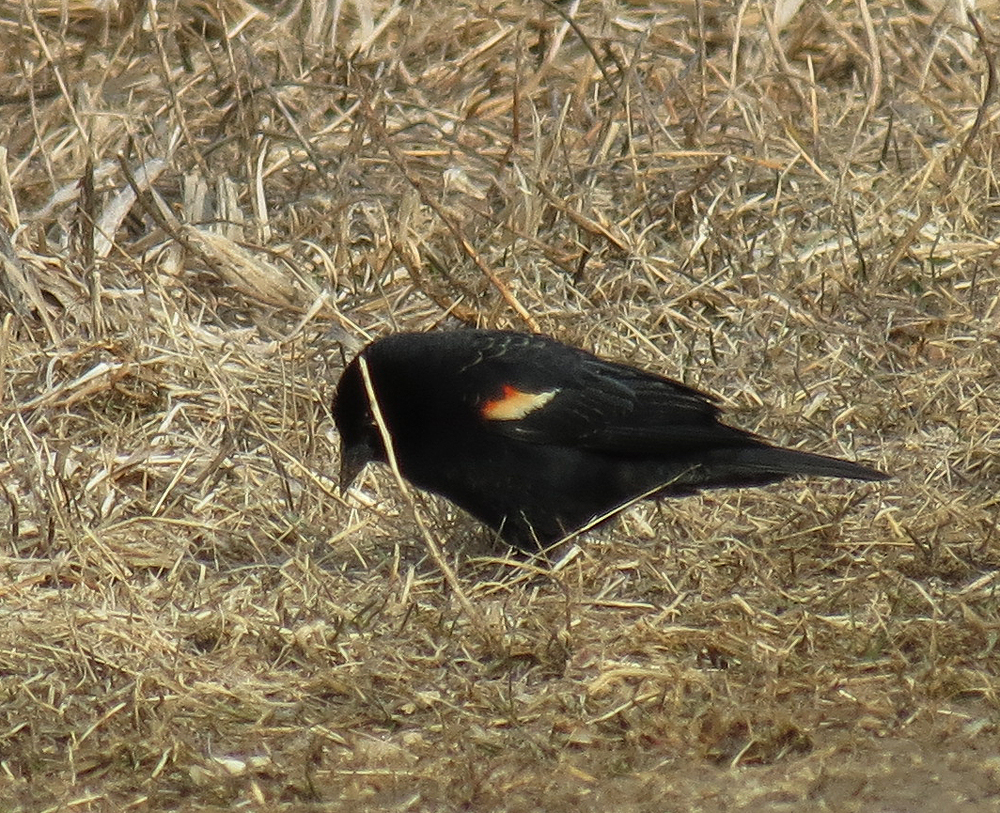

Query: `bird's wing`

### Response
(473, 352, 754, 454)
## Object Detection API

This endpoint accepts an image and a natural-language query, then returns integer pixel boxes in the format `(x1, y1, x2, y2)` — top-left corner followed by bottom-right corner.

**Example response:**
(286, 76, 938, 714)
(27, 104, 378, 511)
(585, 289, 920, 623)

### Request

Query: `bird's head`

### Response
(332, 355, 387, 490)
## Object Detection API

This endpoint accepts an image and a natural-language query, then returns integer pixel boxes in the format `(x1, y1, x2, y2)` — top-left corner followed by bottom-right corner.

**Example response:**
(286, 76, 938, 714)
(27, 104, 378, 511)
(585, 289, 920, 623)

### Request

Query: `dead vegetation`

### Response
(1, 0, 1000, 810)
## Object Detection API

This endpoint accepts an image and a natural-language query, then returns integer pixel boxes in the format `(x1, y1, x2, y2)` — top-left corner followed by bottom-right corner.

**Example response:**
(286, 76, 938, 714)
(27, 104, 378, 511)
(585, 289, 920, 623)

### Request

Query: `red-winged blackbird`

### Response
(334, 330, 887, 550)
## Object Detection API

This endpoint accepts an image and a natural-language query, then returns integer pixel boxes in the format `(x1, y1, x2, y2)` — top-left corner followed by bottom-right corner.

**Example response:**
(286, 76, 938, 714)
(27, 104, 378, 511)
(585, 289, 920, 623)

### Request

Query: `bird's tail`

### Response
(652, 444, 888, 496)
(733, 444, 887, 481)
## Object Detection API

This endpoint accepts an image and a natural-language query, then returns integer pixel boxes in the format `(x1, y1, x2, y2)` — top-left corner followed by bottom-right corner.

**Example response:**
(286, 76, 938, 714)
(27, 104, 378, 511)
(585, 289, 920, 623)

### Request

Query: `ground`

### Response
(1, 1, 999, 810)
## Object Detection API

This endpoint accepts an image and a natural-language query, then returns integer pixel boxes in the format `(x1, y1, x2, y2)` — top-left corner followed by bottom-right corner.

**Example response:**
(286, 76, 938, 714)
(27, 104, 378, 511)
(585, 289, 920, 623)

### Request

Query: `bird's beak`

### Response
(338, 444, 369, 493)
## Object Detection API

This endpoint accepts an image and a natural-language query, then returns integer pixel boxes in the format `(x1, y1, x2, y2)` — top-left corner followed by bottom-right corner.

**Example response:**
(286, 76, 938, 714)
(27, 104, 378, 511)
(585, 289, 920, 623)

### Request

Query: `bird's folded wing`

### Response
(480, 358, 755, 454)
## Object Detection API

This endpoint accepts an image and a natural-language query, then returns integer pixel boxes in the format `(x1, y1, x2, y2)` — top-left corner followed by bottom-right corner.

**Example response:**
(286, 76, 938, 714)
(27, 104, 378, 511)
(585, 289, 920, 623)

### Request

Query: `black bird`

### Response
(333, 330, 887, 550)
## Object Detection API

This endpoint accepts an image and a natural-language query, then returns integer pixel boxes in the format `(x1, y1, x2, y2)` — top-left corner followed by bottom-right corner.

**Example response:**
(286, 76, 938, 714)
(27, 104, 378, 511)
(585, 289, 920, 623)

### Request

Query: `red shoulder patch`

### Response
(481, 384, 558, 421)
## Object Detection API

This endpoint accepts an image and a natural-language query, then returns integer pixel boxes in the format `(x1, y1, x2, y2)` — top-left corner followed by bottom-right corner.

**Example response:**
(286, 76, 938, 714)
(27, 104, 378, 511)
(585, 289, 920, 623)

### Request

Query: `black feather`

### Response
(333, 330, 888, 550)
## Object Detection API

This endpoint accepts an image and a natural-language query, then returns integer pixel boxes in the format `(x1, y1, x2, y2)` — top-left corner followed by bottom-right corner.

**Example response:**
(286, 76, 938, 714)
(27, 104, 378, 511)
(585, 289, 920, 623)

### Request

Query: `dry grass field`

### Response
(2, 0, 1000, 810)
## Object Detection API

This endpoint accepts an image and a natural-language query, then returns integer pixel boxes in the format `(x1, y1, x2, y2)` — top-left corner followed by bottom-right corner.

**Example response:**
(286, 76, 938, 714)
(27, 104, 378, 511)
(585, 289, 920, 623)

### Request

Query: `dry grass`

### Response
(2, 0, 1000, 810)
